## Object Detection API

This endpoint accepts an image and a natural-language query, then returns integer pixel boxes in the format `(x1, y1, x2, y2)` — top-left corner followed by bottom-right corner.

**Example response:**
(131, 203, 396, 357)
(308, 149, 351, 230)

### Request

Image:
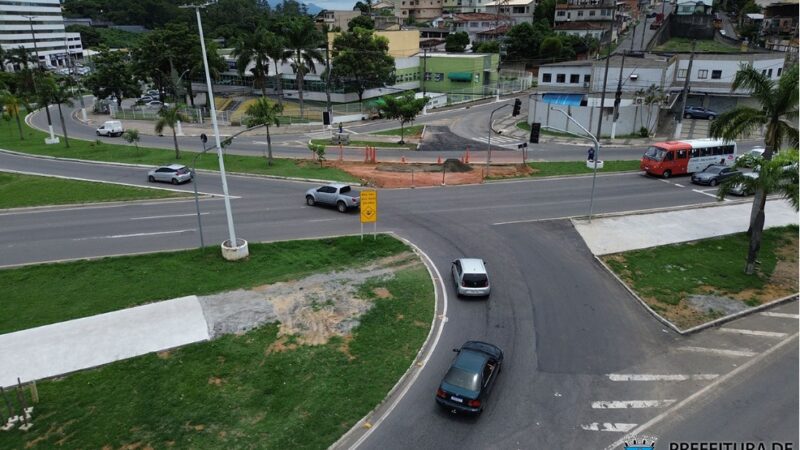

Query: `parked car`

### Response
(146, 89, 159, 97)
(451, 258, 491, 297)
(305, 184, 360, 213)
(435, 341, 504, 415)
(736, 147, 765, 167)
(145, 100, 166, 109)
(138, 95, 155, 103)
(730, 172, 758, 196)
(147, 164, 193, 185)
(683, 106, 718, 120)
(691, 164, 740, 186)
(96, 120, 124, 137)
(646, 11, 657, 18)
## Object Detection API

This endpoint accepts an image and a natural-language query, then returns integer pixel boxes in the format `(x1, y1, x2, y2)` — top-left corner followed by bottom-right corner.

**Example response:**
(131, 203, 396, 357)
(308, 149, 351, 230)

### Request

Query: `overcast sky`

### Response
(309, 0, 359, 11)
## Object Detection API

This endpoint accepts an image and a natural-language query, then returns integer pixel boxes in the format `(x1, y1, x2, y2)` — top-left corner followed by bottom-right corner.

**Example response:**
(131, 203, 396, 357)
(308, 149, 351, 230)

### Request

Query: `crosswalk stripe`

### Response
(760, 312, 799, 319)
(607, 374, 719, 381)
(677, 346, 757, 357)
(718, 328, 788, 338)
(591, 400, 676, 409)
(580, 423, 638, 432)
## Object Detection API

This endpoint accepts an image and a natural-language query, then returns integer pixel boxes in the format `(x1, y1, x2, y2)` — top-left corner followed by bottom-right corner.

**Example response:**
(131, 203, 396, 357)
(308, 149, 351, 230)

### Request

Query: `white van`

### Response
(96, 120, 124, 137)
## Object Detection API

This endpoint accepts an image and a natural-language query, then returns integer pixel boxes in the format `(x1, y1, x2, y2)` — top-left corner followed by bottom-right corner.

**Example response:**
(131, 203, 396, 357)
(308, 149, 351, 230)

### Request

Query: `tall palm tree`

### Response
(244, 97, 283, 166)
(232, 27, 274, 98)
(2, 91, 26, 140)
(7, 46, 34, 71)
(50, 78, 75, 148)
(283, 18, 324, 117)
(155, 104, 190, 159)
(710, 64, 799, 274)
(265, 34, 290, 105)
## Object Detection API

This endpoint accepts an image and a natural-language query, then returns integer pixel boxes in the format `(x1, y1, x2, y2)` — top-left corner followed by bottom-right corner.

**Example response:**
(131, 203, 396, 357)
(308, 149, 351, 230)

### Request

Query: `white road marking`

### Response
(673, 183, 685, 187)
(72, 229, 194, 241)
(607, 374, 719, 381)
(131, 213, 209, 220)
(591, 400, 676, 409)
(692, 189, 719, 199)
(760, 312, 799, 319)
(580, 423, 638, 432)
(677, 346, 757, 357)
(308, 218, 339, 223)
(718, 328, 788, 338)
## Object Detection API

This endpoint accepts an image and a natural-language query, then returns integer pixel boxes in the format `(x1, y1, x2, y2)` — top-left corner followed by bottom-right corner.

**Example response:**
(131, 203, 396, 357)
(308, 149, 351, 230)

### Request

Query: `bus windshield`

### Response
(643, 146, 667, 161)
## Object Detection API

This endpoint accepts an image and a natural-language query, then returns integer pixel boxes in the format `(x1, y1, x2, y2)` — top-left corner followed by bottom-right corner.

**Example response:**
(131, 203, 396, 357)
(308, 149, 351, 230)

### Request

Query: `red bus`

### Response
(640, 139, 737, 178)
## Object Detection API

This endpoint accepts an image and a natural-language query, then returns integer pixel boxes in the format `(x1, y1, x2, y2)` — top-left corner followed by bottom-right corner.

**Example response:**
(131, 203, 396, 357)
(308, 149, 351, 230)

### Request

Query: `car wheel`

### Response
(96, 131, 101, 136)
(684, 113, 692, 119)
(708, 115, 716, 120)
(148, 175, 155, 182)
(306, 196, 315, 206)
(171, 178, 179, 185)
(337, 201, 347, 213)
(662, 170, 672, 179)
(709, 179, 718, 187)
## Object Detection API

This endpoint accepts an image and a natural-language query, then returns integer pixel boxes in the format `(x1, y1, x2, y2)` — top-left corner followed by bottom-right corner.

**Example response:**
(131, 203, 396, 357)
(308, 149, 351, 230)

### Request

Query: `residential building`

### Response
(675, 0, 712, 15)
(394, 0, 444, 21)
(554, 0, 615, 25)
(0, 0, 82, 69)
(554, 21, 609, 39)
(452, 13, 511, 42)
(484, 0, 537, 25)
(756, 0, 798, 58)
(374, 14, 403, 30)
(475, 23, 511, 42)
(315, 10, 362, 31)
(443, 0, 489, 14)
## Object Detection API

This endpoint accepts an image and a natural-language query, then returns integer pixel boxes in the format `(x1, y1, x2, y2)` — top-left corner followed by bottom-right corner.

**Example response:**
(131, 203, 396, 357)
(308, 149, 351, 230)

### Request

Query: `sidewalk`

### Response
(493, 115, 665, 148)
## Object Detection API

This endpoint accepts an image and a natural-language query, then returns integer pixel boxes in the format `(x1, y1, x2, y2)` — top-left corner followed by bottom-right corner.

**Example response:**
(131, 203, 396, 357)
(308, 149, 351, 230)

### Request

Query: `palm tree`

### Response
(50, 78, 75, 148)
(244, 97, 283, 166)
(155, 104, 190, 159)
(283, 18, 324, 117)
(2, 91, 26, 140)
(232, 27, 274, 98)
(265, 35, 290, 105)
(7, 46, 34, 71)
(710, 64, 799, 274)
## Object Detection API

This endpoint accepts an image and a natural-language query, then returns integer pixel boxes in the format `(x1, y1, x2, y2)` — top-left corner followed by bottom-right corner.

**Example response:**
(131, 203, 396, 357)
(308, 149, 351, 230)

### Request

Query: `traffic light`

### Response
(512, 98, 522, 117)
(530, 122, 541, 144)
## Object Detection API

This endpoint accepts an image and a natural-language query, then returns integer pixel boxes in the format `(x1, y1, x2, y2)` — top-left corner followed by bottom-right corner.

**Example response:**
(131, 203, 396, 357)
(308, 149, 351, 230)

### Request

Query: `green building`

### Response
(422, 53, 501, 103)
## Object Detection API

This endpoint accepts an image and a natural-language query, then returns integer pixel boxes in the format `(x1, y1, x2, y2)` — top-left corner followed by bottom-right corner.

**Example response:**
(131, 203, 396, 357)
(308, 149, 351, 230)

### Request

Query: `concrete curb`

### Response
(330, 231, 446, 449)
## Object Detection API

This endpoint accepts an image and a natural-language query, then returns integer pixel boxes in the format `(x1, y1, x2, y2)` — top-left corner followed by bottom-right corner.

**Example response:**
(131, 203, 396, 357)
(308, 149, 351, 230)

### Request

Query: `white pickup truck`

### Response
(305, 184, 360, 213)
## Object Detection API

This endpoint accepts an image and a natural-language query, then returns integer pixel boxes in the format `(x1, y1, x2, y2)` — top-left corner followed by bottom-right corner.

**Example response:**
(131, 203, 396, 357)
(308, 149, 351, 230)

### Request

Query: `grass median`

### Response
(527, 160, 641, 177)
(602, 225, 798, 329)
(0, 120, 359, 183)
(0, 235, 434, 449)
(372, 125, 424, 137)
(310, 138, 415, 149)
(0, 171, 188, 208)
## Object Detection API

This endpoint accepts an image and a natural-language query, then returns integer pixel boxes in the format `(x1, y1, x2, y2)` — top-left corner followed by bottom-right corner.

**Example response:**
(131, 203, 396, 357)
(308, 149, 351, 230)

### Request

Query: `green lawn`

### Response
(310, 138, 415, 149)
(372, 125, 425, 137)
(527, 160, 641, 177)
(0, 236, 434, 449)
(0, 120, 359, 183)
(516, 121, 531, 131)
(603, 226, 798, 328)
(0, 171, 187, 208)
(654, 37, 742, 53)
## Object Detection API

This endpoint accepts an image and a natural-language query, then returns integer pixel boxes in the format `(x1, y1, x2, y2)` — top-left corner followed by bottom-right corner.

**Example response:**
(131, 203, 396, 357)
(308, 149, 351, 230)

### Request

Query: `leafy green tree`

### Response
(377, 92, 429, 144)
(49, 77, 75, 148)
(709, 64, 799, 274)
(232, 26, 278, 97)
(348, 15, 375, 31)
(308, 142, 326, 166)
(131, 24, 196, 100)
(331, 28, 395, 104)
(154, 104, 190, 159)
(6, 46, 35, 71)
(474, 40, 500, 53)
(353, 0, 374, 14)
(445, 31, 470, 52)
(244, 97, 283, 166)
(66, 25, 101, 48)
(534, 0, 557, 26)
(83, 48, 139, 108)
(204, 0, 265, 42)
(539, 36, 563, 59)
(283, 17, 324, 117)
(123, 128, 141, 154)
(505, 21, 550, 60)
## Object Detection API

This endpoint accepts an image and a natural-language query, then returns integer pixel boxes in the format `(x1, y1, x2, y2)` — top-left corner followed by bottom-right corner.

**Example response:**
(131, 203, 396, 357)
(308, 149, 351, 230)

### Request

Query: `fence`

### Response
(110, 105, 232, 125)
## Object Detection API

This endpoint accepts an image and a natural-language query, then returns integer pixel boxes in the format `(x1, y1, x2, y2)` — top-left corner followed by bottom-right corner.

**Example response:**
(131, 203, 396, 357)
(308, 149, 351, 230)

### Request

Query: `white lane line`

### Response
(308, 218, 339, 223)
(673, 183, 685, 187)
(72, 229, 194, 241)
(718, 328, 788, 338)
(580, 423, 638, 432)
(677, 346, 757, 357)
(591, 400, 676, 409)
(131, 213, 209, 220)
(760, 312, 799, 319)
(692, 189, 719, 198)
(607, 374, 719, 381)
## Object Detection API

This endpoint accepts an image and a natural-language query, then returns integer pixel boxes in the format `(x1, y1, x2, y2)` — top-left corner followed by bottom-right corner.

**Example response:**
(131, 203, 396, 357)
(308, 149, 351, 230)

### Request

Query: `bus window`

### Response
(712, 147, 722, 155)
(665, 151, 674, 161)
(701, 148, 711, 156)
(724, 145, 734, 154)
(691, 148, 700, 158)
(677, 149, 687, 159)
(644, 146, 666, 161)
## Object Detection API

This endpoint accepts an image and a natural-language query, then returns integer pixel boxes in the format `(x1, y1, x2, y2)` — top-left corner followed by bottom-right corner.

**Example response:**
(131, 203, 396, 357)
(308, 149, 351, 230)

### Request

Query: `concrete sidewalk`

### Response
(574, 199, 799, 255)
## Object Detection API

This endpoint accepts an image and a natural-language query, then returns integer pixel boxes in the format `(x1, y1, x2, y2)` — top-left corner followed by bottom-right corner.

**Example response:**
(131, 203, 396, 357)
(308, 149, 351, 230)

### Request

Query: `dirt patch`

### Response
(197, 252, 422, 346)
(327, 161, 531, 188)
(208, 377, 224, 386)
(156, 351, 171, 359)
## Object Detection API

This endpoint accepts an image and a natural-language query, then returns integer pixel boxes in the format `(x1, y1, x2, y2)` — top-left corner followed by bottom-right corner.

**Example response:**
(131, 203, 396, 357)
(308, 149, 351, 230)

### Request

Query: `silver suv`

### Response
(147, 164, 193, 185)
(451, 258, 490, 297)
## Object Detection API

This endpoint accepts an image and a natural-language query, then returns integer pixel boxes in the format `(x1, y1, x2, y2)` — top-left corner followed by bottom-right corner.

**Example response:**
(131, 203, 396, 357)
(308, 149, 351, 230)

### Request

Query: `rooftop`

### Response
(452, 13, 506, 21)
(554, 22, 608, 30)
(484, 0, 536, 5)
(477, 24, 512, 35)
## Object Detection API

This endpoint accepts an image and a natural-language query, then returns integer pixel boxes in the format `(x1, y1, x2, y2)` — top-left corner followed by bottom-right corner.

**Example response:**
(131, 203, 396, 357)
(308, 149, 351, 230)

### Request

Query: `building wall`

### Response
(485, 2, 536, 25)
(396, 0, 444, 20)
(444, 0, 488, 14)
(528, 98, 659, 137)
(554, 6, 614, 22)
(423, 53, 499, 94)
(672, 54, 786, 90)
(0, 0, 75, 67)
(538, 64, 593, 88)
(327, 29, 421, 57)
(556, 29, 606, 39)
(595, 63, 673, 92)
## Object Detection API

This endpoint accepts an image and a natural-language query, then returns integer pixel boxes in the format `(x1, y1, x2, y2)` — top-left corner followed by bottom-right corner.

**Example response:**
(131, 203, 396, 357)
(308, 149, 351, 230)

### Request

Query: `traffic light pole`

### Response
(610, 51, 626, 139)
(485, 104, 509, 175)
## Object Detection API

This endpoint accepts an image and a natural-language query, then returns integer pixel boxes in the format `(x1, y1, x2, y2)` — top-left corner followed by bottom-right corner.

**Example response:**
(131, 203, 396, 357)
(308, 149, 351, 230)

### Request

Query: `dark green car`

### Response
(435, 341, 504, 415)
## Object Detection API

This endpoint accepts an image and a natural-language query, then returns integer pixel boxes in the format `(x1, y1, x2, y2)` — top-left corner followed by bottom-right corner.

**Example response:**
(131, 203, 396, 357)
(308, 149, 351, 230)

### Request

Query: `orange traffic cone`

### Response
(464, 148, 470, 164)
(437, 155, 442, 164)
(401, 155, 406, 164)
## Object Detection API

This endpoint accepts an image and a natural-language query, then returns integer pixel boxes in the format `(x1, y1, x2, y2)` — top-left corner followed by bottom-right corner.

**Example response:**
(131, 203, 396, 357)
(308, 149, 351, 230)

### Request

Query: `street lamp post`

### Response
(485, 104, 509, 175)
(182, 2, 248, 260)
(548, 106, 601, 222)
(24, 15, 58, 144)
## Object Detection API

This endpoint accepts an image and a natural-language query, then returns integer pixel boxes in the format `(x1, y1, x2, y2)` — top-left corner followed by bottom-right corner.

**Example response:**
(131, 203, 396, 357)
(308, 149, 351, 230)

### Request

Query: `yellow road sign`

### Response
(360, 190, 377, 223)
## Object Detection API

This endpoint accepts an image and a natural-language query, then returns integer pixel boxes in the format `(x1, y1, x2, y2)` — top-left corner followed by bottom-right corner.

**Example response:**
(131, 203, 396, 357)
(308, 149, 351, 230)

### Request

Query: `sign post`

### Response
(360, 190, 377, 240)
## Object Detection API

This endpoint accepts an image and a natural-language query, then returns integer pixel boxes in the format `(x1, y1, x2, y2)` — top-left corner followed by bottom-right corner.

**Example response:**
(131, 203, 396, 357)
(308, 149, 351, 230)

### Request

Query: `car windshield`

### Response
(340, 186, 351, 193)
(705, 166, 724, 174)
(463, 273, 488, 288)
(176, 168, 189, 175)
(443, 366, 480, 392)
(643, 146, 666, 161)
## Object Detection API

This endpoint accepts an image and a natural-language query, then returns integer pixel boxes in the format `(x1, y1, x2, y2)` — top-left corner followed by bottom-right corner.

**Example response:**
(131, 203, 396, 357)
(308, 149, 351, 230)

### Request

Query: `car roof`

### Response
(453, 348, 490, 373)
(457, 258, 486, 274)
(165, 164, 187, 170)
(327, 183, 349, 188)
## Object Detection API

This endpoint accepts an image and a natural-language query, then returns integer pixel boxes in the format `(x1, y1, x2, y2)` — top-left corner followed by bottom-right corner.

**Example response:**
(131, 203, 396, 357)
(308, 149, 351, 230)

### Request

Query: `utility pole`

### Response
(630, 20, 636, 52)
(594, 11, 615, 147)
(25, 16, 58, 144)
(610, 51, 625, 139)
(421, 47, 427, 97)
(640, 16, 649, 50)
(324, 35, 332, 128)
(674, 40, 696, 139)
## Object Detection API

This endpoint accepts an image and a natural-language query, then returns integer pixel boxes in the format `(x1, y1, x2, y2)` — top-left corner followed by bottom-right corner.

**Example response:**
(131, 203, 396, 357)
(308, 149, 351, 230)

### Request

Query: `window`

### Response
(724, 145, 735, 154)
(556, 73, 566, 83)
(711, 70, 722, 79)
(542, 73, 552, 82)
(557, 10, 565, 16)
(712, 147, 722, 155)
(570, 74, 580, 83)
(762, 69, 767, 75)
(690, 148, 700, 158)
(698, 70, 708, 79)
(701, 147, 711, 156)
(589, 10, 596, 16)
(584, 74, 591, 83)
(577, 10, 584, 16)
(777, 68, 782, 76)
(678, 69, 687, 78)
(767, 69, 773, 77)
(434, 73, 444, 81)
(665, 151, 674, 161)
(677, 149, 687, 159)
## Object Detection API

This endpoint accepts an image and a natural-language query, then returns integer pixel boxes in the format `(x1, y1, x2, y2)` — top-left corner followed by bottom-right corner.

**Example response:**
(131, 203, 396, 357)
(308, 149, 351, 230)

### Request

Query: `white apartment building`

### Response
(484, 0, 537, 25)
(0, 0, 82, 69)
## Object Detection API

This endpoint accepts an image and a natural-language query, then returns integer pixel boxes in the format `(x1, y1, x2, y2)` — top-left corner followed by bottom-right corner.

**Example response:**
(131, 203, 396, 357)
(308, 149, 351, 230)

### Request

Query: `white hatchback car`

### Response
(451, 258, 491, 297)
